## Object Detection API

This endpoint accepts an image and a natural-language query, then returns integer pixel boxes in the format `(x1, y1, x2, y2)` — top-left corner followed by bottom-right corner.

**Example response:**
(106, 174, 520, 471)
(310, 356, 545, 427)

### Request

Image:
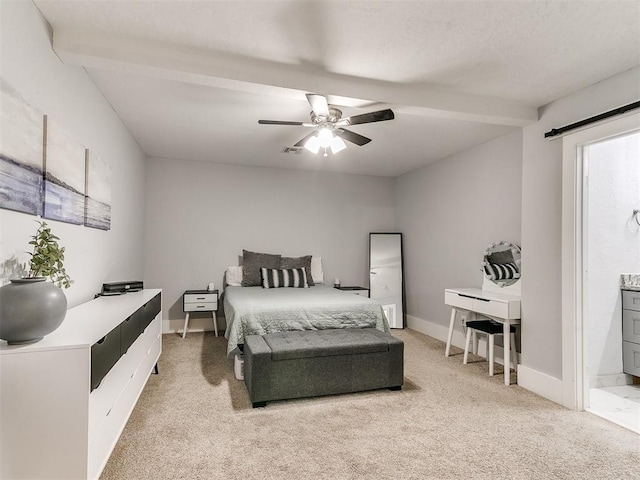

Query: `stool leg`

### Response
(510, 332, 518, 370)
(488, 334, 495, 376)
(472, 331, 478, 355)
(463, 327, 472, 364)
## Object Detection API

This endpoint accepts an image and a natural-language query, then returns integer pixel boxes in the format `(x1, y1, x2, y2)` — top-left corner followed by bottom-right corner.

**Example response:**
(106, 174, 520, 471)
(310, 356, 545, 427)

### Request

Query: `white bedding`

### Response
(223, 285, 388, 358)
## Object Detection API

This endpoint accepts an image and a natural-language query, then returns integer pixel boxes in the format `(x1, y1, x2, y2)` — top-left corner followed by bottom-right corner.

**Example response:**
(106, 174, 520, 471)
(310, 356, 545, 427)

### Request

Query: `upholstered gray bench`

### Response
(244, 328, 404, 407)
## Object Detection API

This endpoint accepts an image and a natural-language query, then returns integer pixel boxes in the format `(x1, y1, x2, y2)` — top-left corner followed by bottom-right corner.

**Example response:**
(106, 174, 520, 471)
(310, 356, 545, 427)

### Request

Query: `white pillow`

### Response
(226, 266, 243, 286)
(311, 257, 324, 284)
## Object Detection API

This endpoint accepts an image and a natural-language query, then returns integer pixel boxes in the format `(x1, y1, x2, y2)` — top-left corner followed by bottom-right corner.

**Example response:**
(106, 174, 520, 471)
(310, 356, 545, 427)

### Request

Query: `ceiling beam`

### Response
(53, 28, 538, 127)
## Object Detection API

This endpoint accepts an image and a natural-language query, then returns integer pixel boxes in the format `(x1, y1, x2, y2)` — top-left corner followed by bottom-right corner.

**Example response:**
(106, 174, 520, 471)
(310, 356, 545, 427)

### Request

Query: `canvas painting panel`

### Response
(43, 117, 86, 225)
(0, 78, 44, 216)
(84, 149, 112, 230)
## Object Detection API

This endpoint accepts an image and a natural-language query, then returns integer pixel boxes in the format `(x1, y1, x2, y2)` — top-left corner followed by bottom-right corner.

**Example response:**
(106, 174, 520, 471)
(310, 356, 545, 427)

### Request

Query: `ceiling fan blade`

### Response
(338, 109, 395, 126)
(306, 93, 330, 117)
(335, 128, 372, 146)
(259, 120, 307, 126)
(293, 131, 318, 147)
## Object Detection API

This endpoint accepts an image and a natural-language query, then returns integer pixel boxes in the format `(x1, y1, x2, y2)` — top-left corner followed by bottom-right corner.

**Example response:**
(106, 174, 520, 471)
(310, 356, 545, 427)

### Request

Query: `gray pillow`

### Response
(242, 250, 282, 286)
(280, 255, 314, 286)
(487, 249, 515, 265)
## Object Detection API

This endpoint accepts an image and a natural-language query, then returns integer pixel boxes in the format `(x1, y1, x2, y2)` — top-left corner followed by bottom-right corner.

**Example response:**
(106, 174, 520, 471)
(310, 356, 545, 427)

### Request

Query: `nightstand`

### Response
(335, 286, 370, 298)
(182, 289, 219, 338)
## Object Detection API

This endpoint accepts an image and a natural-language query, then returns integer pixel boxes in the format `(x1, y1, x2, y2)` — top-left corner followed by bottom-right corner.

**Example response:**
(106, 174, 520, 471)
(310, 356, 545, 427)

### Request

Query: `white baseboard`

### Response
(163, 317, 226, 335)
(517, 364, 563, 404)
(408, 314, 564, 406)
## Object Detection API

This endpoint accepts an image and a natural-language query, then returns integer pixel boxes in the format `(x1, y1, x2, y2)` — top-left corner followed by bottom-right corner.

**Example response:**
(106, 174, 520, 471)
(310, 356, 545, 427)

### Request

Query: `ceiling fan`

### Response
(258, 94, 395, 156)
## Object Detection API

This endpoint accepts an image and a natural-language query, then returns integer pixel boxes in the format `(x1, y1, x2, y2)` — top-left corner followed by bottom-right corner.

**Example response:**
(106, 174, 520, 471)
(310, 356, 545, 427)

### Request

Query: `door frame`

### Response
(561, 112, 640, 409)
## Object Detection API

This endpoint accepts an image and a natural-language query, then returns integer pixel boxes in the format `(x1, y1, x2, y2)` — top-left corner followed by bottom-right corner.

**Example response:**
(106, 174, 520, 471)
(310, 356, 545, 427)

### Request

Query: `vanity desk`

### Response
(444, 288, 521, 385)
(445, 241, 522, 385)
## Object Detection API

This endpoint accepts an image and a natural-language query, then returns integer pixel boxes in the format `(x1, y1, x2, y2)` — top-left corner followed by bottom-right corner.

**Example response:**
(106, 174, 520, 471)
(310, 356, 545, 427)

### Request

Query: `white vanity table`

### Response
(444, 241, 522, 385)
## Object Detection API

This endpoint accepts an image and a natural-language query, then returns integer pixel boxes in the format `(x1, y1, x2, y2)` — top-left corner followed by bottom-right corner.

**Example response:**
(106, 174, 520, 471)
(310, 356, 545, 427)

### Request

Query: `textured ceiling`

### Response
(33, 0, 640, 177)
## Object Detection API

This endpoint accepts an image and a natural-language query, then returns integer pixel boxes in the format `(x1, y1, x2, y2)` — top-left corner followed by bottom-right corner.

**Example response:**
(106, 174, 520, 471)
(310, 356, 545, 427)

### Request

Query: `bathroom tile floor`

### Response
(588, 385, 640, 434)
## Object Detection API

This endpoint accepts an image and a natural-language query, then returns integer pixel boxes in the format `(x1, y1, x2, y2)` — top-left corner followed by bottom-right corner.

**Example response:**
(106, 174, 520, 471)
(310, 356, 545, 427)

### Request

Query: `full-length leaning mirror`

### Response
(369, 233, 405, 329)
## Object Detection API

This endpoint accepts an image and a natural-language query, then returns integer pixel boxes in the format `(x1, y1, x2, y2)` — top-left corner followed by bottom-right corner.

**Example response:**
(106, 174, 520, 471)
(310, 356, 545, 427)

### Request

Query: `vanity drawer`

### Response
(623, 290, 640, 312)
(623, 340, 640, 376)
(471, 298, 510, 318)
(444, 291, 474, 310)
(184, 302, 217, 312)
(623, 309, 640, 343)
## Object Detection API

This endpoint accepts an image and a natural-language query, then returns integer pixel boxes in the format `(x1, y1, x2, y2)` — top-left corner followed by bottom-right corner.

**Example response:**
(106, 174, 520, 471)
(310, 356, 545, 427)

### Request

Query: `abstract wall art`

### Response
(43, 116, 86, 225)
(84, 149, 112, 230)
(0, 79, 112, 231)
(0, 78, 45, 216)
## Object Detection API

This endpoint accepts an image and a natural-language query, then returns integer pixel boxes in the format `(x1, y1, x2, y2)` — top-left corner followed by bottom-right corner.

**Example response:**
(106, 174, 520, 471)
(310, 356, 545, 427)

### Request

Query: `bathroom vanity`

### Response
(622, 275, 640, 377)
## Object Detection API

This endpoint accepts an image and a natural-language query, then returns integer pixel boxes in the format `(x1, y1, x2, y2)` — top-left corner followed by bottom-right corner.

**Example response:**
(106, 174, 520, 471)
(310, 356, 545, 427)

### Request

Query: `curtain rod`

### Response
(544, 100, 640, 138)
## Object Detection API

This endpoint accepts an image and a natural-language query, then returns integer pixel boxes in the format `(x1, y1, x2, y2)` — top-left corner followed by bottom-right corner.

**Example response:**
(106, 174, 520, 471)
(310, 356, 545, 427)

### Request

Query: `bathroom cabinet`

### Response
(622, 289, 640, 377)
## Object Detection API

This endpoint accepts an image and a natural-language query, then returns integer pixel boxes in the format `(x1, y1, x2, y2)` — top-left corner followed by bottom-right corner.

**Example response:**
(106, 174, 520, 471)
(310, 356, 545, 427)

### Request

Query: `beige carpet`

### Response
(101, 330, 639, 480)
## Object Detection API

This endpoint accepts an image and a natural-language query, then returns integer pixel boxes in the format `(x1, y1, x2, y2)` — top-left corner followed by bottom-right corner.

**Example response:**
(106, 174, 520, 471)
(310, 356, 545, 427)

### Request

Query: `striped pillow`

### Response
(260, 267, 309, 289)
(484, 262, 520, 281)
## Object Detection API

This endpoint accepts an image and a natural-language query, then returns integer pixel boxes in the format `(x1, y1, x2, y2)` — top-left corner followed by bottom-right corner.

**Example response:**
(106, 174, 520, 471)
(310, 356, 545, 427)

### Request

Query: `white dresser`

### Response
(0, 289, 162, 480)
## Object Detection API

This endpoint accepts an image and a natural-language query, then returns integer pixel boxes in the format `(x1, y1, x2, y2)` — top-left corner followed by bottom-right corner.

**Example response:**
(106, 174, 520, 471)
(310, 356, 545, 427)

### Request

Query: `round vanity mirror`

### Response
(482, 241, 521, 287)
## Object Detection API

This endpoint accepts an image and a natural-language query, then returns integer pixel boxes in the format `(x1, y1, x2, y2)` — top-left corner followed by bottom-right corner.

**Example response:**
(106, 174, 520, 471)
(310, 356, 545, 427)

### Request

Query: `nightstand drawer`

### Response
(184, 293, 217, 304)
(184, 301, 217, 312)
(335, 286, 369, 297)
(351, 290, 369, 297)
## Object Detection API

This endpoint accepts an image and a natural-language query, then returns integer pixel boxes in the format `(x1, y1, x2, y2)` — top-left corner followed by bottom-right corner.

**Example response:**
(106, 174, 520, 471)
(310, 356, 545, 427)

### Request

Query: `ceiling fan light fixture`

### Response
(317, 127, 334, 148)
(330, 135, 347, 154)
(304, 134, 320, 154)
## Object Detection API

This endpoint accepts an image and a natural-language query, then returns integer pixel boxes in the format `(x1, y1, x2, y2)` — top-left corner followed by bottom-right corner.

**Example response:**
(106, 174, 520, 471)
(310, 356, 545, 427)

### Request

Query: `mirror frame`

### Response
(482, 240, 522, 288)
(369, 232, 406, 329)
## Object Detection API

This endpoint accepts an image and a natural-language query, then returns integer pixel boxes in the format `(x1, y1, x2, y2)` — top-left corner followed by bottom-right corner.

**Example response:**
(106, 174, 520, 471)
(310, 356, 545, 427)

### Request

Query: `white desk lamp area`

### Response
(444, 241, 522, 385)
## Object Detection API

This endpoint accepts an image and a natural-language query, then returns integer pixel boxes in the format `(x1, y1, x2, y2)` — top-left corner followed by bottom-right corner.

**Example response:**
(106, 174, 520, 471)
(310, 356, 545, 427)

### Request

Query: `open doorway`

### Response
(561, 112, 640, 434)
(583, 131, 640, 433)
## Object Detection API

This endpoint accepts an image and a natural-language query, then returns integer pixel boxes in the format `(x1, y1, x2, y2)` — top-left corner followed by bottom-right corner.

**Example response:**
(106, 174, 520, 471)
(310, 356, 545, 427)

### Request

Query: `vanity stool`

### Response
(463, 320, 517, 377)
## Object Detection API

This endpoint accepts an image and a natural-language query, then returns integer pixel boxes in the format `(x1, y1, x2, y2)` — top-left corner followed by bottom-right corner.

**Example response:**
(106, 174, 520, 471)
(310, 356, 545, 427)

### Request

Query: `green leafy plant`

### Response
(27, 221, 73, 289)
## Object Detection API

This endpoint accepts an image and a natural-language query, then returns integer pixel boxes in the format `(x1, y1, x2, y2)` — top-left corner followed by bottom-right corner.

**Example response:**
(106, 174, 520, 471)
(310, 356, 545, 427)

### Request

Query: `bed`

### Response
(223, 285, 389, 358)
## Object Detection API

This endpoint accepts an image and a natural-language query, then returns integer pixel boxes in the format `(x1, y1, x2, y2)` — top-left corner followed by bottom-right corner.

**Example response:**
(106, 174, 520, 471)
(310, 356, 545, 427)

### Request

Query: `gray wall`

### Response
(394, 130, 523, 328)
(0, 1, 147, 307)
(144, 158, 394, 324)
(521, 66, 640, 380)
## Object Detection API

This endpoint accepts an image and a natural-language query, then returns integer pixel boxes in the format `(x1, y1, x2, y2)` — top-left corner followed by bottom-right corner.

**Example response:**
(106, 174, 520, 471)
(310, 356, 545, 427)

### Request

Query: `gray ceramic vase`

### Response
(0, 278, 67, 345)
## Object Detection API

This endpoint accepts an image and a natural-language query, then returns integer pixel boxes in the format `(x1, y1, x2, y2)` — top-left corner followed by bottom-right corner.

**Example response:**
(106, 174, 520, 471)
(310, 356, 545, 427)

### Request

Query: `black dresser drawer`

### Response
(120, 309, 142, 355)
(141, 293, 161, 331)
(91, 325, 122, 392)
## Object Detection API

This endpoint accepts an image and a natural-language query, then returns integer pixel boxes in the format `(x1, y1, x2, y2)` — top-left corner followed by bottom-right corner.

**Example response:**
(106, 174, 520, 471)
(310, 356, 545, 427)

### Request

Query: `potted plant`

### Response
(0, 221, 73, 344)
